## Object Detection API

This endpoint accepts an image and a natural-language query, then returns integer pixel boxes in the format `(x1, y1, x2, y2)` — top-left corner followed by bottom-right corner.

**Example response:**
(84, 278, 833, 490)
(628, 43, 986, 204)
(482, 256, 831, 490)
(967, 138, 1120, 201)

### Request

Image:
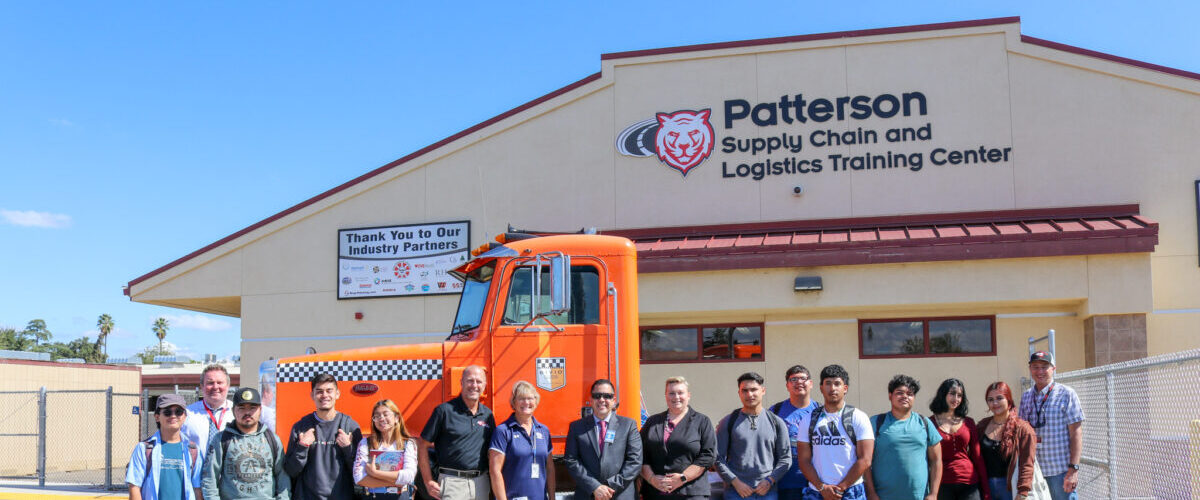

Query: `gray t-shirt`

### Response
(715, 410, 791, 486)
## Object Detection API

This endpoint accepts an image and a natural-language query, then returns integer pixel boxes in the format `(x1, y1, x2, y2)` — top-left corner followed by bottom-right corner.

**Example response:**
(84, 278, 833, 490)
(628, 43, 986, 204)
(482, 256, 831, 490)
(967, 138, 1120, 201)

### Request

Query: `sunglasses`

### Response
(592, 393, 615, 400)
(157, 407, 186, 417)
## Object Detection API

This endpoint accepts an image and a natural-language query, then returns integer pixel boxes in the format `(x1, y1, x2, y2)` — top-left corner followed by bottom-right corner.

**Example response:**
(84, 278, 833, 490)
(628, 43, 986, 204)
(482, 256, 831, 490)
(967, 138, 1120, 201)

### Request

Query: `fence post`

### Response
(106, 386, 113, 490)
(1106, 372, 1117, 500)
(141, 388, 150, 438)
(37, 387, 46, 487)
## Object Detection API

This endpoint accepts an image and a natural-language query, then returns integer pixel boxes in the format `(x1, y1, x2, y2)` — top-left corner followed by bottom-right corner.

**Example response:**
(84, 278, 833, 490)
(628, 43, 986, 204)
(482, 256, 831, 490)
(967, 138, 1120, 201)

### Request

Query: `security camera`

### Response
(792, 185, 803, 196)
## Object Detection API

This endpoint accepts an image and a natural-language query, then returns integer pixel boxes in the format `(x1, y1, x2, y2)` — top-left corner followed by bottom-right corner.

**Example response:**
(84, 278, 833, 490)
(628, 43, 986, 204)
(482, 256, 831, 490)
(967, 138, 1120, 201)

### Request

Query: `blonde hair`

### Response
(665, 376, 689, 391)
(368, 399, 411, 449)
(511, 380, 540, 406)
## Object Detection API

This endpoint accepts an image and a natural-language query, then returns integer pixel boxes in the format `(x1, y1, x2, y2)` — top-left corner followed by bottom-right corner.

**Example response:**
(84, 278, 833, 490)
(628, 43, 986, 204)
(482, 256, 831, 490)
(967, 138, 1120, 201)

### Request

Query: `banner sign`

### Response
(337, 221, 470, 299)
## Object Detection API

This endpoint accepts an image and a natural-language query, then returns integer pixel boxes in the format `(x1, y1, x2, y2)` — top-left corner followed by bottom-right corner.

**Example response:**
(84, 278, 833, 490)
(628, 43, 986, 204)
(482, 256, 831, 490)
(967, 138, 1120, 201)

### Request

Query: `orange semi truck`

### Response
(267, 233, 642, 455)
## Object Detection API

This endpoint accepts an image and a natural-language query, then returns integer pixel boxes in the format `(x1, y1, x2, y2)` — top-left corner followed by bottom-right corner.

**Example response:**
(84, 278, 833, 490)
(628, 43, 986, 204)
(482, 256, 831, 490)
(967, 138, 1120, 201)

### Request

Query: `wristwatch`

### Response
(1068, 464, 1080, 471)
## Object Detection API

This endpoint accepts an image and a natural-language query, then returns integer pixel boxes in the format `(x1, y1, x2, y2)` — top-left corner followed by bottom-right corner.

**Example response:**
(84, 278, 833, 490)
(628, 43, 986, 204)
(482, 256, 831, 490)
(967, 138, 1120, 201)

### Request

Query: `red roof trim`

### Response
(1021, 36, 1200, 82)
(617, 206, 1158, 273)
(601, 17, 1021, 60)
(604, 204, 1141, 240)
(126, 72, 604, 294)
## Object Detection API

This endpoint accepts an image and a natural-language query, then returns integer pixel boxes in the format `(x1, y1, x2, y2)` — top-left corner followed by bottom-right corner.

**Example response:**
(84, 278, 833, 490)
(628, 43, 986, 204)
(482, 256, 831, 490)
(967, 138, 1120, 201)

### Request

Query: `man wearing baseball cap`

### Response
(126, 394, 203, 500)
(1017, 351, 1084, 500)
(202, 387, 290, 500)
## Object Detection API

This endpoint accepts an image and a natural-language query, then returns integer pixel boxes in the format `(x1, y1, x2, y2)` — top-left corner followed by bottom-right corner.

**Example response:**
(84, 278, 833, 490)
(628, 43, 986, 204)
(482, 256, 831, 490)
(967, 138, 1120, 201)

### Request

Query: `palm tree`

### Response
(96, 314, 114, 356)
(152, 317, 169, 356)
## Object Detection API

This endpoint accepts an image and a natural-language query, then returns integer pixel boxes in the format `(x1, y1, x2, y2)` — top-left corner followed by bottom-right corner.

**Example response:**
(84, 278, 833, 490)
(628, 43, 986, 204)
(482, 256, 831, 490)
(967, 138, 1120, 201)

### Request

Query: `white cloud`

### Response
(48, 118, 74, 127)
(156, 314, 234, 332)
(0, 209, 72, 228)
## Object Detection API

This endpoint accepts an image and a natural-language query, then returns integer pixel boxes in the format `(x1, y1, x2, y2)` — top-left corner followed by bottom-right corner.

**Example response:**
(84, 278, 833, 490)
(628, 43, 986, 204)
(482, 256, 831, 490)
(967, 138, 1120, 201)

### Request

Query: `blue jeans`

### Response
(987, 477, 1012, 500)
(724, 486, 778, 500)
(1044, 473, 1078, 500)
(801, 484, 864, 500)
(778, 488, 804, 500)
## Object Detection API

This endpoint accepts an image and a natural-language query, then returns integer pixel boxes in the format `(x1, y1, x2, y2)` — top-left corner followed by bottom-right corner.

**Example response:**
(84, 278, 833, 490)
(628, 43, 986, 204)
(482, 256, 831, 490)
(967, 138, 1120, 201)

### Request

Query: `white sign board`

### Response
(338, 221, 470, 299)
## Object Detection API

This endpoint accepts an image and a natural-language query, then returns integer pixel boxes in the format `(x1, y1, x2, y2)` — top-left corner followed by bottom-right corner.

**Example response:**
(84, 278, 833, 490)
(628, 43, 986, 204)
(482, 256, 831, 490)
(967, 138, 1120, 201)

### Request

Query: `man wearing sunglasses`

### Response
(126, 394, 203, 500)
(1017, 351, 1083, 500)
(770, 366, 823, 500)
(563, 379, 643, 500)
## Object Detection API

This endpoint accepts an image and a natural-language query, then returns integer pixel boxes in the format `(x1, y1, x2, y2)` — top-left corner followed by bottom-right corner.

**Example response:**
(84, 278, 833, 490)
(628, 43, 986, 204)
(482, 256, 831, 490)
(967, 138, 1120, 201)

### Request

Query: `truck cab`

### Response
(270, 233, 642, 454)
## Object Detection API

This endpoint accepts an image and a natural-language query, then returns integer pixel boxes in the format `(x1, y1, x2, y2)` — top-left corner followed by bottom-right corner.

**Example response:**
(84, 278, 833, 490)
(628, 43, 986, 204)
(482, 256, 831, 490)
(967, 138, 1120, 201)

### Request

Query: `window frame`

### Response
(858, 315, 996, 359)
(639, 322, 766, 364)
(499, 263, 602, 327)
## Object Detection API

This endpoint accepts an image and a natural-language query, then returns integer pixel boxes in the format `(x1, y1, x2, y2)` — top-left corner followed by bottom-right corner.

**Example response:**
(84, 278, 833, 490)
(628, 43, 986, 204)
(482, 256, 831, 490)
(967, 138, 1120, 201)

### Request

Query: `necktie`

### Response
(598, 420, 608, 455)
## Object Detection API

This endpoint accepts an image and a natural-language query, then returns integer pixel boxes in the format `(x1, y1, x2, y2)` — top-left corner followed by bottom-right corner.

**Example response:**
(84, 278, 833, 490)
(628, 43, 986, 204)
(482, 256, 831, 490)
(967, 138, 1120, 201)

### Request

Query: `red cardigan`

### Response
(935, 416, 991, 500)
(977, 416, 1037, 497)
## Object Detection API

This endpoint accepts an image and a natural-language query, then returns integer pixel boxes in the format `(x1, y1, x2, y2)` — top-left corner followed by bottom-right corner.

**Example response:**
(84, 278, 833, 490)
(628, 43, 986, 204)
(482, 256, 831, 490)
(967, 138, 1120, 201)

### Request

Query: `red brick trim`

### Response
(602, 17, 1021, 60)
(1021, 36, 1200, 82)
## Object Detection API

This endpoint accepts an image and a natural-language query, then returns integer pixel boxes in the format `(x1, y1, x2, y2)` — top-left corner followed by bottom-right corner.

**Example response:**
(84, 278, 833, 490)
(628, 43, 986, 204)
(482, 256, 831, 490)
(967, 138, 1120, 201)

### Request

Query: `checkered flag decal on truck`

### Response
(536, 357, 566, 369)
(276, 359, 443, 383)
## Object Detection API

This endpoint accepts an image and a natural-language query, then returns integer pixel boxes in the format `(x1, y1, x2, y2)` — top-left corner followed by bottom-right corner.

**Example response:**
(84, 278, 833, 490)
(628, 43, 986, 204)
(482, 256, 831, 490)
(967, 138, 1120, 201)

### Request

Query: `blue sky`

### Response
(2, 2, 1197, 361)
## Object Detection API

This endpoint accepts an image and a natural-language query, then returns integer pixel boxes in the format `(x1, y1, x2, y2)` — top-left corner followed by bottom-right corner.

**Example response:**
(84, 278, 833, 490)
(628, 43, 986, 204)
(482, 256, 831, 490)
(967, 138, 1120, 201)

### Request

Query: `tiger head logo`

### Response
(616, 108, 715, 177)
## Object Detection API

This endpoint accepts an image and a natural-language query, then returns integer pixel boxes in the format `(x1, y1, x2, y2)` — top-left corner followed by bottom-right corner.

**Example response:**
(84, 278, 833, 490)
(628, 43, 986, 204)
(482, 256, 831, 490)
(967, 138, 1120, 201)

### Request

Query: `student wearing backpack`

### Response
(769, 366, 823, 500)
(864, 375, 942, 500)
(796, 364, 874, 500)
(715, 372, 791, 500)
(126, 394, 202, 500)
(202, 387, 290, 500)
(284, 373, 363, 500)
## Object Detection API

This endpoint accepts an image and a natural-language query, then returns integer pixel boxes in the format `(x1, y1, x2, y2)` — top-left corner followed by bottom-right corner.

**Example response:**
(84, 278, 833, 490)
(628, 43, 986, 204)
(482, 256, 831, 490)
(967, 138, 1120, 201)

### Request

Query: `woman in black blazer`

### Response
(640, 376, 717, 500)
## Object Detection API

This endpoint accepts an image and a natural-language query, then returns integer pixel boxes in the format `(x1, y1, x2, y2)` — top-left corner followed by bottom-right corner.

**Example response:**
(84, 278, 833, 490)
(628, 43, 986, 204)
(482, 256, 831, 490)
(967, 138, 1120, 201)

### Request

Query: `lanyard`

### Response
(1032, 383, 1054, 427)
(204, 402, 227, 430)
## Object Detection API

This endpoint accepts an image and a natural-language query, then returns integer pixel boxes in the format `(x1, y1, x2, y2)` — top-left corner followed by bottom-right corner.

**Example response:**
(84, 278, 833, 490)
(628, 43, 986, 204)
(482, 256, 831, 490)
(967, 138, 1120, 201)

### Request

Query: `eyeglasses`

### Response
(157, 408, 186, 417)
(372, 413, 395, 420)
(787, 376, 810, 384)
(985, 397, 1007, 404)
(592, 393, 615, 400)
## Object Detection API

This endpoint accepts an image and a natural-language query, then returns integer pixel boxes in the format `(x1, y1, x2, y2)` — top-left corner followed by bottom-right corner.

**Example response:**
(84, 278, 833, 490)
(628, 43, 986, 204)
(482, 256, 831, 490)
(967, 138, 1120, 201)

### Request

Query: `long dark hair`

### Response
(930, 378, 969, 417)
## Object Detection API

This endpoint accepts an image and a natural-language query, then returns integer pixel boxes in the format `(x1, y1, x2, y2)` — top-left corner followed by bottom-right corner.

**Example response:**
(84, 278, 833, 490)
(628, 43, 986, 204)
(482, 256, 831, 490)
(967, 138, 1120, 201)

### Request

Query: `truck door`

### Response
(489, 258, 609, 453)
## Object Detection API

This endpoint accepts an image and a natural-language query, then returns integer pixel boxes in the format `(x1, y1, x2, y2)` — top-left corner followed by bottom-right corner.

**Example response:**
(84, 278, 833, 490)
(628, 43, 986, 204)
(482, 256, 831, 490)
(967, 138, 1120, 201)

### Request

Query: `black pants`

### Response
(938, 483, 981, 500)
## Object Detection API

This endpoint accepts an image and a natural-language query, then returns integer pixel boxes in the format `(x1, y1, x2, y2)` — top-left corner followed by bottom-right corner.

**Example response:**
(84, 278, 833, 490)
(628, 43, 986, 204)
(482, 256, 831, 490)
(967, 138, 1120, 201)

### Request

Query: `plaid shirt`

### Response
(1018, 381, 1084, 476)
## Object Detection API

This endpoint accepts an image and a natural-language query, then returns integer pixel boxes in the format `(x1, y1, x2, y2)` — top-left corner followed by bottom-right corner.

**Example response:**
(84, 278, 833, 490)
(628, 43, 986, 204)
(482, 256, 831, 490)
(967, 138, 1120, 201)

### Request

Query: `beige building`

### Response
(125, 17, 1200, 419)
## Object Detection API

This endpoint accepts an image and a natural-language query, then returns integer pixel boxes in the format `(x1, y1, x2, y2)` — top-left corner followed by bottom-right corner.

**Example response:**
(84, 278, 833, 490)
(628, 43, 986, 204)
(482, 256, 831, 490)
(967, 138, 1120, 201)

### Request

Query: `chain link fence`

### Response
(1055, 348, 1200, 500)
(0, 388, 141, 489)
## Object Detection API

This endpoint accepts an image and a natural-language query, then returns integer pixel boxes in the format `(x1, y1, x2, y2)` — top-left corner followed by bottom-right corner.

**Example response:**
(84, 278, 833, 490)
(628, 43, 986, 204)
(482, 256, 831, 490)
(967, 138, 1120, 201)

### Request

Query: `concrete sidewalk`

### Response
(0, 484, 124, 500)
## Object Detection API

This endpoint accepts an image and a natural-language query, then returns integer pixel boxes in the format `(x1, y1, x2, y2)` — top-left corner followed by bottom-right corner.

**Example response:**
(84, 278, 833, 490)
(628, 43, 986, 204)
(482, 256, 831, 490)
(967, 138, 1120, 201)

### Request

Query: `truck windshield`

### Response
(449, 262, 494, 338)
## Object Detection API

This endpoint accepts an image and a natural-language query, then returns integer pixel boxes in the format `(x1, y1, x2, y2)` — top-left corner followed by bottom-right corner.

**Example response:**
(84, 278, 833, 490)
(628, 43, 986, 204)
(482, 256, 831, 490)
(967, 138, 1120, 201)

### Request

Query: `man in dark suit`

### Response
(562, 379, 643, 500)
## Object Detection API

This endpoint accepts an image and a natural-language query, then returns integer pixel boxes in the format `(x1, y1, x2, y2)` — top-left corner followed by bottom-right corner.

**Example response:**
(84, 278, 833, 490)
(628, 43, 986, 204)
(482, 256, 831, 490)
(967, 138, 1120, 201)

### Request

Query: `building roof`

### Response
(125, 17, 1194, 300)
(606, 205, 1158, 273)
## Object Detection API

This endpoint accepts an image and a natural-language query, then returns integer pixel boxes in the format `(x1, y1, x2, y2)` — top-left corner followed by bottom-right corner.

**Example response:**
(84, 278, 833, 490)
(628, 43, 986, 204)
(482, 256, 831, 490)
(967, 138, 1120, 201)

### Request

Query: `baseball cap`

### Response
(156, 393, 187, 411)
(232, 387, 262, 406)
(1029, 350, 1056, 366)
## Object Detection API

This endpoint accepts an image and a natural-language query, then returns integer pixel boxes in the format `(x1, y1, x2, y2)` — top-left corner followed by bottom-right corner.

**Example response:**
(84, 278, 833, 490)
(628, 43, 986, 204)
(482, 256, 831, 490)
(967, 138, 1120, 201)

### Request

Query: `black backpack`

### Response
(135, 436, 199, 485)
(220, 423, 282, 469)
(806, 405, 858, 447)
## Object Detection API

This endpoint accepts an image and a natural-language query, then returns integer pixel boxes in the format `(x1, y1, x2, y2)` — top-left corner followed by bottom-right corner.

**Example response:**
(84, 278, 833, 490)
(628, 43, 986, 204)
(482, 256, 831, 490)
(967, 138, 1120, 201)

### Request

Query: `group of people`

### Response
(125, 352, 1083, 500)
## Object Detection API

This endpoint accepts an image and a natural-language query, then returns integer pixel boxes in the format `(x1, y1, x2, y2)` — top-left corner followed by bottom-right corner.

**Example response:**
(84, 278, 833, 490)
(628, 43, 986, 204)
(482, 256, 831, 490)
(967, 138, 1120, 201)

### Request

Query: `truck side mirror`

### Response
(548, 254, 571, 315)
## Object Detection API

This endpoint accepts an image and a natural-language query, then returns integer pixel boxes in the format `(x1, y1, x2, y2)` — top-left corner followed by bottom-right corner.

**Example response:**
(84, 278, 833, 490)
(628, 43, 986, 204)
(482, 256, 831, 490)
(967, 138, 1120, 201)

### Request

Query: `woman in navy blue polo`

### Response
(488, 380, 556, 500)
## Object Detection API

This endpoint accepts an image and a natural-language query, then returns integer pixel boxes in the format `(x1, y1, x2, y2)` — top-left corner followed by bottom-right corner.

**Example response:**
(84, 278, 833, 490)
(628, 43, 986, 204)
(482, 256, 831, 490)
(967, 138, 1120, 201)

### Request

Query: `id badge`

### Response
(605, 429, 617, 444)
(531, 463, 540, 478)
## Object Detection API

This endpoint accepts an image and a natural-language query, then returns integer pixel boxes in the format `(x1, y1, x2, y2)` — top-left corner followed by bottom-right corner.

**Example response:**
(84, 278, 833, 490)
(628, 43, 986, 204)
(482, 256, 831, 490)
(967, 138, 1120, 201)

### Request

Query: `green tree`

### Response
(21, 319, 52, 347)
(40, 336, 103, 362)
(1, 326, 29, 350)
(96, 314, 114, 356)
(153, 317, 169, 354)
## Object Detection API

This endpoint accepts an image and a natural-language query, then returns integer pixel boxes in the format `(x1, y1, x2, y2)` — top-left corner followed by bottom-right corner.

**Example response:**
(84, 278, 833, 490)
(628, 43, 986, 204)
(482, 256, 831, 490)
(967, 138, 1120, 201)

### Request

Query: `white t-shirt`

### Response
(796, 406, 874, 488)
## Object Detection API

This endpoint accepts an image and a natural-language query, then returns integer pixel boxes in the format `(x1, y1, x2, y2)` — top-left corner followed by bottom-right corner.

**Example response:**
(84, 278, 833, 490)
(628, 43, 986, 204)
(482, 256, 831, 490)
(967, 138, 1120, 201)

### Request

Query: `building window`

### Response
(640, 324, 764, 363)
(859, 316, 995, 358)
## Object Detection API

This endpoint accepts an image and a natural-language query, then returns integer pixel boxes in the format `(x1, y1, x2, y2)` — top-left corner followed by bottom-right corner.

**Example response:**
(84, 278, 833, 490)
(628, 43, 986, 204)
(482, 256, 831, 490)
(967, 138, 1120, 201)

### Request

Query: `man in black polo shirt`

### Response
(419, 365, 495, 500)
